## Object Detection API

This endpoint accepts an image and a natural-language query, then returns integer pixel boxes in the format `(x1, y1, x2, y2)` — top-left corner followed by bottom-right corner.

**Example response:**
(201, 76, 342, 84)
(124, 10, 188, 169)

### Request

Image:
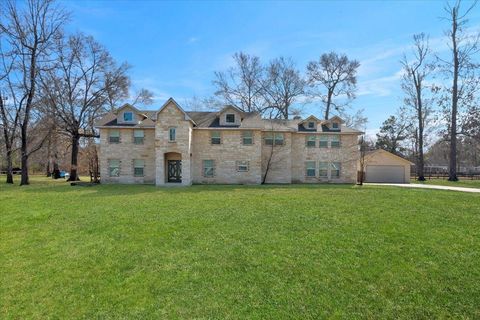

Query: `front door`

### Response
(167, 160, 182, 183)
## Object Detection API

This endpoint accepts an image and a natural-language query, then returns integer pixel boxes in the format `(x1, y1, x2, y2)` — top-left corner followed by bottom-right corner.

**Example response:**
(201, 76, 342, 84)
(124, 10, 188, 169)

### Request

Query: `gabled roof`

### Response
(115, 103, 142, 116)
(299, 115, 322, 124)
(366, 149, 414, 165)
(217, 104, 245, 116)
(157, 97, 196, 125)
(324, 115, 345, 124)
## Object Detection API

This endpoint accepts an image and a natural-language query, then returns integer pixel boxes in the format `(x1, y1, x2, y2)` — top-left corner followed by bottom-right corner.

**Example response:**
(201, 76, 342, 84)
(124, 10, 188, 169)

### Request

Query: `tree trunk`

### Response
(416, 84, 426, 181)
(5, 149, 14, 184)
(20, 125, 29, 186)
(449, 14, 459, 182)
(67, 134, 81, 181)
(324, 90, 333, 120)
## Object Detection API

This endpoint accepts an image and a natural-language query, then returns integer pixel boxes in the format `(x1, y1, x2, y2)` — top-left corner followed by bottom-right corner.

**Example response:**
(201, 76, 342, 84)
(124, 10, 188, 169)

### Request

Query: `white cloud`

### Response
(187, 37, 199, 44)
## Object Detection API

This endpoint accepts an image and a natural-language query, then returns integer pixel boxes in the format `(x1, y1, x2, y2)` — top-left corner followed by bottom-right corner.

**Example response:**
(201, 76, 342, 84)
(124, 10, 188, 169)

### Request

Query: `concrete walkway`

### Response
(365, 183, 480, 193)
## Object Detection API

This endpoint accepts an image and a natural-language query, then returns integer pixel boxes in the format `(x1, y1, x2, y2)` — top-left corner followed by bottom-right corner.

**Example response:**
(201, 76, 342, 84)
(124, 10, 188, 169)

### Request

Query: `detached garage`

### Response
(360, 149, 413, 184)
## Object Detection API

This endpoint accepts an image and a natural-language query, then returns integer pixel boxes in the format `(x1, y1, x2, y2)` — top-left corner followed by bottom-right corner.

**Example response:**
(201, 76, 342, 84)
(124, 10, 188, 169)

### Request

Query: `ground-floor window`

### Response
(133, 159, 145, 177)
(305, 161, 316, 177)
(236, 160, 249, 172)
(319, 162, 329, 177)
(109, 159, 120, 177)
(203, 160, 215, 177)
(330, 162, 341, 178)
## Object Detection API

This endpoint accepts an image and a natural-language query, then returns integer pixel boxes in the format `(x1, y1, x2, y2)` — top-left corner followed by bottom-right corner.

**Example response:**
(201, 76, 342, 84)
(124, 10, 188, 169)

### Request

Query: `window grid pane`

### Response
(319, 162, 328, 177)
(226, 114, 235, 123)
(242, 131, 253, 145)
(211, 131, 221, 144)
(236, 160, 249, 172)
(274, 133, 284, 145)
(331, 135, 341, 148)
(306, 161, 316, 177)
(306, 135, 316, 147)
(108, 160, 120, 177)
(330, 162, 341, 178)
(169, 128, 176, 141)
(203, 160, 215, 177)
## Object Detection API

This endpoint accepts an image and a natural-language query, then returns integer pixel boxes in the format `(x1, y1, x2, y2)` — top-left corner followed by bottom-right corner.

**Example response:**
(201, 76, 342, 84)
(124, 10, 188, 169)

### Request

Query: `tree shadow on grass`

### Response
(18, 181, 359, 198)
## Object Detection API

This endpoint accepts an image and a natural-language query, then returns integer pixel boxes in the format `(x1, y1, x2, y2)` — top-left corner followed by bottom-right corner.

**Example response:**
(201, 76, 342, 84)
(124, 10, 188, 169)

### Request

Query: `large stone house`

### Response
(95, 98, 362, 186)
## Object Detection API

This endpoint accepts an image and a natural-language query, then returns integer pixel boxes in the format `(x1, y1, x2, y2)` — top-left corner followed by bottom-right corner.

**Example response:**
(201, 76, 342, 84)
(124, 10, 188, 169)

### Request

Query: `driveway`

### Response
(365, 183, 480, 193)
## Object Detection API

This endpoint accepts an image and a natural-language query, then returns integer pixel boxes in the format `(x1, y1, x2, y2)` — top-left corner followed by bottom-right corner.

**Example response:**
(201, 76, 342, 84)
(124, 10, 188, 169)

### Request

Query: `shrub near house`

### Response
(95, 98, 363, 185)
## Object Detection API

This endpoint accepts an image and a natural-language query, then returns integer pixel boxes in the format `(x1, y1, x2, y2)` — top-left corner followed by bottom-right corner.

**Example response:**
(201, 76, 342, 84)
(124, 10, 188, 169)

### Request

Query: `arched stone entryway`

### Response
(164, 152, 182, 183)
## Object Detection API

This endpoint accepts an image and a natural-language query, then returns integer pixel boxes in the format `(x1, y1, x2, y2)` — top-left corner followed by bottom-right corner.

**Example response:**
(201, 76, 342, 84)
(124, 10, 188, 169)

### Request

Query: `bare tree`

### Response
(263, 57, 305, 119)
(0, 0, 69, 185)
(401, 33, 436, 181)
(439, 0, 480, 181)
(340, 108, 368, 131)
(307, 52, 360, 119)
(213, 52, 267, 113)
(40, 33, 129, 181)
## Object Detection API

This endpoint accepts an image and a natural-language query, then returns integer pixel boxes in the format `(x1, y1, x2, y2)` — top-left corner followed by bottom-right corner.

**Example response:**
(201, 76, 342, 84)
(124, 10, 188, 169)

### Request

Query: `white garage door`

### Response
(365, 165, 406, 183)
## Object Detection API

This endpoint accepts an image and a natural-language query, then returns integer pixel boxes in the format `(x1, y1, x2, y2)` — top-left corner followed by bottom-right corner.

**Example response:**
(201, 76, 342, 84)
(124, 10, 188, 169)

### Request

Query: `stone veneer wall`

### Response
(290, 133, 359, 183)
(191, 129, 263, 184)
(155, 102, 193, 186)
(99, 127, 156, 184)
(261, 132, 293, 183)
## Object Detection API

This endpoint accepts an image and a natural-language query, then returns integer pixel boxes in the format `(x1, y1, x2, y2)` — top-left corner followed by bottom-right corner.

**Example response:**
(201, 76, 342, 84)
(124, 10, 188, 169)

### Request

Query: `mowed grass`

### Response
(411, 178, 480, 189)
(1, 176, 480, 319)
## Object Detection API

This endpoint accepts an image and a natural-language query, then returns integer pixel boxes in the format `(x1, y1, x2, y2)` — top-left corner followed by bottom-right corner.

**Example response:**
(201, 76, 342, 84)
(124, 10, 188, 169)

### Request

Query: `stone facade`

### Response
(96, 98, 362, 186)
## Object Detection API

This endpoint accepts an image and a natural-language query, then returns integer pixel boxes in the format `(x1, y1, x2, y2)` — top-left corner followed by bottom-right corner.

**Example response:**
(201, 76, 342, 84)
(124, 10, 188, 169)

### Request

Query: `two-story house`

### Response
(95, 98, 362, 185)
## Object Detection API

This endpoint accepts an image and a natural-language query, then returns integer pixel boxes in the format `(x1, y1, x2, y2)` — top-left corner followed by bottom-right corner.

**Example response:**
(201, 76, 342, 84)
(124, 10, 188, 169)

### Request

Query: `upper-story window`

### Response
(211, 131, 221, 144)
(169, 127, 176, 142)
(331, 135, 341, 148)
(133, 129, 144, 144)
(265, 132, 284, 146)
(242, 131, 253, 145)
(306, 135, 316, 147)
(319, 135, 328, 148)
(332, 122, 339, 129)
(123, 112, 133, 122)
(308, 122, 315, 129)
(226, 114, 235, 123)
(109, 129, 120, 143)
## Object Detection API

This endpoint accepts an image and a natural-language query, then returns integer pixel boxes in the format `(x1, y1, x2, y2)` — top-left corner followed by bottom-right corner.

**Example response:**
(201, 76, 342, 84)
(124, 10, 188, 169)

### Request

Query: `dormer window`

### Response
(123, 112, 133, 122)
(332, 122, 339, 129)
(226, 114, 235, 123)
(308, 122, 315, 129)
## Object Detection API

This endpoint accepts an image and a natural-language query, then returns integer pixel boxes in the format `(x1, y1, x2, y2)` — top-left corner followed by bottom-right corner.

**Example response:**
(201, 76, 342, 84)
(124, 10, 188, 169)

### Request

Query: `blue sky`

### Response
(62, 0, 480, 135)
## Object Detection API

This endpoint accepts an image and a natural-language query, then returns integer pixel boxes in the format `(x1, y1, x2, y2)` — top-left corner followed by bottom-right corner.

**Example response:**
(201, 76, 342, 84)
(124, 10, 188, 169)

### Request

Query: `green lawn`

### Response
(1, 176, 480, 319)
(411, 178, 480, 189)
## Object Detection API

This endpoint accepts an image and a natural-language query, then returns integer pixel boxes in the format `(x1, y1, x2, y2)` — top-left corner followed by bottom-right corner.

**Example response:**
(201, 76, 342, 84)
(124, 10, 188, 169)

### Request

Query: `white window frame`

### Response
(236, 160, 249, 172)
(211, 131, 221, 144)
(308, 122, 315, 129)
(109, 129, 120, 144)
(242, 131, 253, 145)
(133, 129, 144, 144)
(319, 162, 329, 178)
(108, 159, 120, 177)
(133, 159, 145, 177)
(330, 162, 341, 179)
(306, 135, 316, 147)
(203, 160, 215, 177)
(319, 135, 328, 148)
(226, 114, 235, 123)
(305, 161, 316, 177)
(169, 127, 176, 142)
(331, 135, 341, 148)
